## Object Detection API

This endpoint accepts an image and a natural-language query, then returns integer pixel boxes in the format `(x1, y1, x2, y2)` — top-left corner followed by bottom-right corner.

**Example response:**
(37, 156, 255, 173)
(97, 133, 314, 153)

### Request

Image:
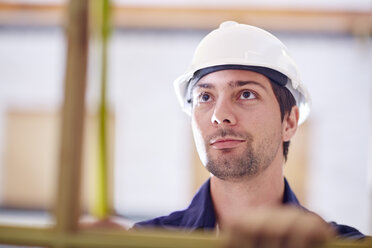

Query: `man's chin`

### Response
(208, 169, 250, 182)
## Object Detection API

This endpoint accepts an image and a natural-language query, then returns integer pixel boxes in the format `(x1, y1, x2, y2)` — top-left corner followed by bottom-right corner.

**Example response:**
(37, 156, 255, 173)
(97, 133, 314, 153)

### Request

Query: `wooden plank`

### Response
(0, 3, 371, 34)
(0, 3, 65, 27)
(0, 226, 57, 247)
(112, 6, 372, 35)
(91, 0, 111, 219)
(0, 225, 219, 248)
(54, 0, 89, 234)
(0, 225, 370, 248)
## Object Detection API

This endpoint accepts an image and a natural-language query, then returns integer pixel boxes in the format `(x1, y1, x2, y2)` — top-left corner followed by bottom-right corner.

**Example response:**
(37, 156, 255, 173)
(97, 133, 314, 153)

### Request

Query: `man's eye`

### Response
(200, 93, 211, 102)
(240, 91, 256, 100)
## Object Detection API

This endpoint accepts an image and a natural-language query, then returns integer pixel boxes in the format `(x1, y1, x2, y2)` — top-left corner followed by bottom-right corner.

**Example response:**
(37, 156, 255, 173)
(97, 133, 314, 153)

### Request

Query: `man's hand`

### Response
(224, 206, 335, 248)
(79, 217, 128, 231)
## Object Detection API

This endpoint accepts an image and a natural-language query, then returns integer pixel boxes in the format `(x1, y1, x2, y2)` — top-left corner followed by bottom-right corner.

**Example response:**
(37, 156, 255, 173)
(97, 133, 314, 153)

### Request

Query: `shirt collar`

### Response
(180, 177, 302, 230)
(282, 177, 301, 205)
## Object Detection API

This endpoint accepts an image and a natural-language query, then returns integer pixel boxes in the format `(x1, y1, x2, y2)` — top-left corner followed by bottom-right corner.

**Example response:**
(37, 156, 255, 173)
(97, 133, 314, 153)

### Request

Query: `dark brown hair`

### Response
(269, 81, 297, 161)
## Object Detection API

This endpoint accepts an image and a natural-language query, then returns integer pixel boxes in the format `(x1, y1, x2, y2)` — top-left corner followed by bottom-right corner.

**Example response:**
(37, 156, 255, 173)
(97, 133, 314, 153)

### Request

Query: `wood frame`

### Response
(112, 7, 372, 34)
(0, 1, 370, 247)
(0, 225, 370, 248)
(0, 2, 371, 34)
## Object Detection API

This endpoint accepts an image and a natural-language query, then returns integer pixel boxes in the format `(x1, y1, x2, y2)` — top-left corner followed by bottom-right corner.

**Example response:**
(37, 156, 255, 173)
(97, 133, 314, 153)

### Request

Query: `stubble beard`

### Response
(204, 129, 280, 181)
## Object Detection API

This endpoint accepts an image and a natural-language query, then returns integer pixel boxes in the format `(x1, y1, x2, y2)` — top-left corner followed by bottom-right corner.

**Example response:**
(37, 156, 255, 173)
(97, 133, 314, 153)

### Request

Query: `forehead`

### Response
(194, 69, 272, 89)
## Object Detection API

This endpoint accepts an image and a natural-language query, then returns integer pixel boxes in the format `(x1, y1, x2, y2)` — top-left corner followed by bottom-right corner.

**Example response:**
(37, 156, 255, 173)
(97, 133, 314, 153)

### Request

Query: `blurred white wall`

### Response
(280, 34, 372, 234)
(0, 28, 65, 206)
(0, 27, 371, 234)
(110, 30, 199, 218)
(0, 30, 65, 111)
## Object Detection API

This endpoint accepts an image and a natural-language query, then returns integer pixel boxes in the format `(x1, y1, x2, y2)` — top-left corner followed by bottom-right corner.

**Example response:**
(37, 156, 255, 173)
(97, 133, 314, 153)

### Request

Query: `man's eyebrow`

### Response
(191, 80, 267, 93)
(192, 83, 215, 90)
(229, 80, 268, 91)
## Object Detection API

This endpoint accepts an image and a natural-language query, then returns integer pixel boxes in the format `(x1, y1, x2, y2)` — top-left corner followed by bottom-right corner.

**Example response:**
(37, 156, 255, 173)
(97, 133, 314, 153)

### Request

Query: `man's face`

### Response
(191, 69, 284, 181)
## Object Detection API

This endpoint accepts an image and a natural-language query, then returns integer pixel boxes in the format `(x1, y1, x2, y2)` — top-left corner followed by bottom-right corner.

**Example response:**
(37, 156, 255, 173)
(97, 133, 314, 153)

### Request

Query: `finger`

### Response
(286, 211, 335, 248)
(224, 227, 255, 248)
(256, 235, 284, 248)
(228, 207, 297, 248)
(246, 206, 300, 248)
(225, 209, 273, 248)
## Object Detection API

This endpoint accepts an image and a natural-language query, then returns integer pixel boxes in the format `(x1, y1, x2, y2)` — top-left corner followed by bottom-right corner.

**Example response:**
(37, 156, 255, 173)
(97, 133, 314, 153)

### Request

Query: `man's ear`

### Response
(282, 106, 299, 142)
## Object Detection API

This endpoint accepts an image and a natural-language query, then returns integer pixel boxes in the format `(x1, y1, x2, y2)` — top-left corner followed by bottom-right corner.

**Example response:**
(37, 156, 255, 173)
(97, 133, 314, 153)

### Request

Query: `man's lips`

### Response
(210, 138, 245, 149)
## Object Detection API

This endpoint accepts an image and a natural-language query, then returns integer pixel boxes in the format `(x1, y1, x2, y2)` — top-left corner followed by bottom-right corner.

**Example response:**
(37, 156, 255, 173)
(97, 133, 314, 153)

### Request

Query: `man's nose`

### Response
(211, 99, 237, 126)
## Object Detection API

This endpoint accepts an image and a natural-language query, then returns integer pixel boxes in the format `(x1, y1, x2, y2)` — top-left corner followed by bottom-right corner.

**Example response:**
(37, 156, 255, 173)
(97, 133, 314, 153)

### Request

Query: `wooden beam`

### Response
(0, 226, 220, 248)
(0, 3, 371, 34)
(0, 225, 370, 248)
(0, 3, 65, 27)
(54, 0, 89, 234)
(92, 0, 111, 219)
(113, 6, 372, 35)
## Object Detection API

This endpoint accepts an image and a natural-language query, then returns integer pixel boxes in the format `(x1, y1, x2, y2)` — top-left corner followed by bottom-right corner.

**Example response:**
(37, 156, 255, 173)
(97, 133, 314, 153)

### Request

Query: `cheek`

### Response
(239, 105, 282, 134)
(191, 114, 209, 166)
(191, 109, 210, 135)
(257, 107, 283, 139)
(191, 116, 202, 143)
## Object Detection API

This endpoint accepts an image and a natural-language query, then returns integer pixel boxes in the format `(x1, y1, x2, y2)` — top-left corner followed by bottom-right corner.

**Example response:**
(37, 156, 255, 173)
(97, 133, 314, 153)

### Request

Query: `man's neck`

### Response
(210, 160, 285, 230)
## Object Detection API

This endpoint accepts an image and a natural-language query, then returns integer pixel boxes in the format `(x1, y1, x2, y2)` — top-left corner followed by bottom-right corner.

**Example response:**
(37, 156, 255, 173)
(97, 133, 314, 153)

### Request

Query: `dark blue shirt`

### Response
(135, 178, 364, 239)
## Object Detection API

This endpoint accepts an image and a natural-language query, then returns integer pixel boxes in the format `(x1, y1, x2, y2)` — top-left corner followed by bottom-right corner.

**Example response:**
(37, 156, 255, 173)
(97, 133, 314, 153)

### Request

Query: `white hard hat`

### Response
(174, 21, 310, 124)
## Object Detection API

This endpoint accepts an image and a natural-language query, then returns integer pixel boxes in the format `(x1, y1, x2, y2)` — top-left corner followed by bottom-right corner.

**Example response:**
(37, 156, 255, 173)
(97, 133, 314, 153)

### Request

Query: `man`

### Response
(134, 21, 365, 247)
